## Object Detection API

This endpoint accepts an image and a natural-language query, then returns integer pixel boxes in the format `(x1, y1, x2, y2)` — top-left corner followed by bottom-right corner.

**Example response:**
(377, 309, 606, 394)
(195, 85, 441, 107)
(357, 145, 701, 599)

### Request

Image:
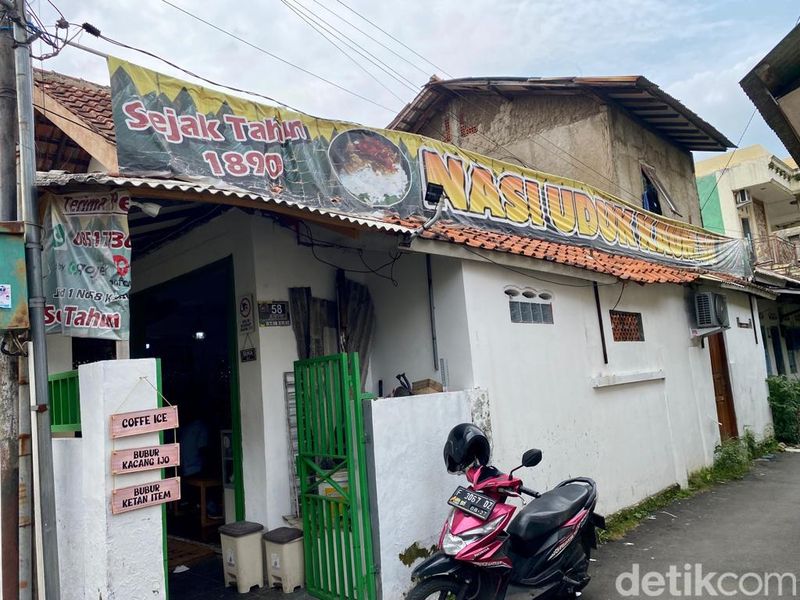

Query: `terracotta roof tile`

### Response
(34, 70, 115, 144)
(387, 216, 700, 285)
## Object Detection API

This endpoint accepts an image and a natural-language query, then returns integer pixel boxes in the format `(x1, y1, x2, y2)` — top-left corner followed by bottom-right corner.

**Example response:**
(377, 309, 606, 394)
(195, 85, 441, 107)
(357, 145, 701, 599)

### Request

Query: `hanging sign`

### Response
(111, 443, 180, 474)
(111, 476, 181, 514)
(108, 58, 751, 279)
(238, 293, 255, 334)
(111, 405, 179, 439)
(258, 301, 290, 327)
(42, 190, 131, 340)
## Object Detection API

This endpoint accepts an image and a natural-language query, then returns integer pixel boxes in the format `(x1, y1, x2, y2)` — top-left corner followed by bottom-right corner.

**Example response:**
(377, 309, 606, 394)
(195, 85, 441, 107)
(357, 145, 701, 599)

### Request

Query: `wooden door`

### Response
(708, 333, 738, 440)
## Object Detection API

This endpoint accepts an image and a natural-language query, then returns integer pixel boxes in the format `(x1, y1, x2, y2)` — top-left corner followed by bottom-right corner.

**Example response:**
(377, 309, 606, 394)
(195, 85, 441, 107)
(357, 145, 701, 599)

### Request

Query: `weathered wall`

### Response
(367, 390, 472, 598)
(417, 93, 701, 224)
(607, 105, 701, 225)
(53, 358, 166, 599)
(458, 259, 724, 514)
(418, 94, 618, 198)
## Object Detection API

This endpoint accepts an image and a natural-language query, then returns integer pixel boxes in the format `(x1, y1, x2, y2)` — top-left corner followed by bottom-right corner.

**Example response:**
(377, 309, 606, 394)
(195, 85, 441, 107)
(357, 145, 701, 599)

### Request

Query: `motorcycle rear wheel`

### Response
(407, 577, 463, 600)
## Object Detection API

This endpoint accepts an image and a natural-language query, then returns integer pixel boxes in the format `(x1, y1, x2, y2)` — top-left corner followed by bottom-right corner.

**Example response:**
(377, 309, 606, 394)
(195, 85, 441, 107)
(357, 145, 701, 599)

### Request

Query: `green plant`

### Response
(767, 376, 800, 444)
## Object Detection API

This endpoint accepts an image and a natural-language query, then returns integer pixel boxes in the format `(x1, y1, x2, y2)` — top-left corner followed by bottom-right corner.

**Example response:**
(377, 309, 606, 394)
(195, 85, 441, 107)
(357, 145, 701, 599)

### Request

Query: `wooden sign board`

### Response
(112, 476, 181, 515)
(111, 406, 178, 439)
(111, 443, 180, 475)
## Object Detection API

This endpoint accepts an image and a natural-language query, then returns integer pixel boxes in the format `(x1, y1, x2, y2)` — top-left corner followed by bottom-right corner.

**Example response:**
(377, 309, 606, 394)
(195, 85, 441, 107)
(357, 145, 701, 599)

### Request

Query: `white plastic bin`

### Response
(263, 527, 305, 593)
(219, 521, 264, 593)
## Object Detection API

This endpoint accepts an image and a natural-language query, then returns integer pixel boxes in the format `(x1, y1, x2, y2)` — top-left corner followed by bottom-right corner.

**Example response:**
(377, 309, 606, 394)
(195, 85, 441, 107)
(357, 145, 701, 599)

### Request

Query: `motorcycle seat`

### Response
(507, 483, 590, 542)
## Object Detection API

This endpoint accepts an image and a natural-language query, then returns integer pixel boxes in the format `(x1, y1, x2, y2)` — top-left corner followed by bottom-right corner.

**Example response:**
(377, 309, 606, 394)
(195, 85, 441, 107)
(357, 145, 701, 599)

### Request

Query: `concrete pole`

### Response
(18, 349, 32, 600)
(0, 10, 20, 599)
(10, 0, 61, 596)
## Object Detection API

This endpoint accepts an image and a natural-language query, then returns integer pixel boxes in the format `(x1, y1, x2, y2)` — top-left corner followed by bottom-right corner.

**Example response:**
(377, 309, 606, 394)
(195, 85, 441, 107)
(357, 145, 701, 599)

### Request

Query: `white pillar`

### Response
(55, 358, 167, 599)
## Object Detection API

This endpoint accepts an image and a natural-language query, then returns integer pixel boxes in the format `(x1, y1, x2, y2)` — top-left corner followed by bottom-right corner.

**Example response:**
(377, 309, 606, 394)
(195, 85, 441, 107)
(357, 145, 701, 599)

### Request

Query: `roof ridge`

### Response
(34, 68, 110, 93)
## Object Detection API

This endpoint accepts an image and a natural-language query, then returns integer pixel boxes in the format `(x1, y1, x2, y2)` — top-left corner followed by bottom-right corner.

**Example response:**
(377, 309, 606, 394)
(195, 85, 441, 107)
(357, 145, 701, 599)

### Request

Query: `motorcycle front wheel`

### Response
(407, 576, 464, 600)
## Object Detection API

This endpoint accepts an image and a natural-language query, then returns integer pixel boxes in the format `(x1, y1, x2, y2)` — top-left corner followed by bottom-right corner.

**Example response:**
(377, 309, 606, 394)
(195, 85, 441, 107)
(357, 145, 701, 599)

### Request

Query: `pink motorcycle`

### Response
(408, 424, 605, 599)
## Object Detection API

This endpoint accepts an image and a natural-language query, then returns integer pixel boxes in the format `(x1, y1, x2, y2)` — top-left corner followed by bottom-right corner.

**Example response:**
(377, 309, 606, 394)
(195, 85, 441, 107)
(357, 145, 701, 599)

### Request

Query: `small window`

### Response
(610, 310, 644, 342)
(507, 287, 554, 325)
(641, 163, 682, 217)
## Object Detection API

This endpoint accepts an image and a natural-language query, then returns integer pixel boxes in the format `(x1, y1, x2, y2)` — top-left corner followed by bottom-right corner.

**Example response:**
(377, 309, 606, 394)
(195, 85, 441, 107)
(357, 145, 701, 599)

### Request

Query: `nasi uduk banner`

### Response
(108, 58, 751, 278)
(42, 191, 131, 340)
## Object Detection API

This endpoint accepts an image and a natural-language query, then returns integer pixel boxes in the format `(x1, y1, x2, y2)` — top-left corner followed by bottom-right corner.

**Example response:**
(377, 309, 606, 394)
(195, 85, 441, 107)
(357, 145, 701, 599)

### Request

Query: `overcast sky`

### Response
(34, 0, 799, 161)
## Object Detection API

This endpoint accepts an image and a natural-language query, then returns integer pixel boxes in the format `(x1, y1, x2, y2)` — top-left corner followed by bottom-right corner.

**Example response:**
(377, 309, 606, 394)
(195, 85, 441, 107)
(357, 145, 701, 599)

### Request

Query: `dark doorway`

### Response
(130, 257, 242, 546)
(770, 326, 786, 376)
(708, 332, 738, 440)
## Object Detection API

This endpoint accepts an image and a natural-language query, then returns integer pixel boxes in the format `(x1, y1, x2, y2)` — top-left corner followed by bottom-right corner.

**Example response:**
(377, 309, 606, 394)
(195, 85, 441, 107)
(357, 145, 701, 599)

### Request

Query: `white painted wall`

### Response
(458, 260, 724, 514)
(367, 391, 471, 598)
(133, 208, 272, 527)
(249, 217, 340, 529)
(46, 333, 72, 374)
(720, 292, 773, 436)
(429, 256, 474, 391)
(53, 358, 166, 599)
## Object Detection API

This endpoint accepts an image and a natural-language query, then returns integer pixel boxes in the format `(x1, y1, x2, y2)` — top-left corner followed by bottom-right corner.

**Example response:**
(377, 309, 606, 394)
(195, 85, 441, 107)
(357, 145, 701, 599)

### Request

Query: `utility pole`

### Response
(0, 6, 20, 599)
(7, 0, 61, 597)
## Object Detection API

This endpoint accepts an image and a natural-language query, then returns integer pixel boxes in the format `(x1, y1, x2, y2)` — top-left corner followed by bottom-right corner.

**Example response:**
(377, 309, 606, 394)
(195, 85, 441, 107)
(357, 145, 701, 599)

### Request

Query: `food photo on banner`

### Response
(107, 57, 750, 278)
(41, 190, 131, 340)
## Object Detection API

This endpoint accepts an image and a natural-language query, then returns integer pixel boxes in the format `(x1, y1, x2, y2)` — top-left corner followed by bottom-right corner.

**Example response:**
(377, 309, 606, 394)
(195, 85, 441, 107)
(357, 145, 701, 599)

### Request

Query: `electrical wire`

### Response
(307, 0, 431, 79)
(283, 0, 419, 92)
(158, 0, 398, 114)
(286, 0, 648, 206)
(320, 1, 649, 205)
(611, 281, 626, 310)
(293, 220, 403, 286)
(699, 108, 758, 213)
(78, 22, 313, 114)
(279, 0, 409, 104)
(333, 0, 452, 78)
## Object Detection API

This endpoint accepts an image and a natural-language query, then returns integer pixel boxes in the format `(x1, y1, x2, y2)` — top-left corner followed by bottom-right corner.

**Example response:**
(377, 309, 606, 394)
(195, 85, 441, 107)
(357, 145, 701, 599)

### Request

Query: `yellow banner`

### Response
(107, 57, 749, 277)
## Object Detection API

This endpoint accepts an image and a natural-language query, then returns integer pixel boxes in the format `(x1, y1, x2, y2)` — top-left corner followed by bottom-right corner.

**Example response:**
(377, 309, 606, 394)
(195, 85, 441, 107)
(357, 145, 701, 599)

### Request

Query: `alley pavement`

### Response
(584, 452, 800, 600)
(171, 454, 799, 599)
(169, 556, 312, 599)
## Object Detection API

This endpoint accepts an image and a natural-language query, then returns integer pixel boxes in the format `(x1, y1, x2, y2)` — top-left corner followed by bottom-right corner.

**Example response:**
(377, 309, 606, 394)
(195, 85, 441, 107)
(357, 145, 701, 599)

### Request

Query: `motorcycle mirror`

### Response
(521, 448, 543, 468)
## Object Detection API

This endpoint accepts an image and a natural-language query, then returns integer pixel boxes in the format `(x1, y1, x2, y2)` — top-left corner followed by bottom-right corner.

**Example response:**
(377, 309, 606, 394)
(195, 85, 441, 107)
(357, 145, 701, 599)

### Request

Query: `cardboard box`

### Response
(411, 379, 443, 395)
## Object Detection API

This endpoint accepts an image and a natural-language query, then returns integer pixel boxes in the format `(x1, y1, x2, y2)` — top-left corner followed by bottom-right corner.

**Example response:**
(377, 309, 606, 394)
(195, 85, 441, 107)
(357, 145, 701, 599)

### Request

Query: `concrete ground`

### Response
(584, 452, 800, 599)
(173, 454, 800, 599)
(169, 556, 312, 599)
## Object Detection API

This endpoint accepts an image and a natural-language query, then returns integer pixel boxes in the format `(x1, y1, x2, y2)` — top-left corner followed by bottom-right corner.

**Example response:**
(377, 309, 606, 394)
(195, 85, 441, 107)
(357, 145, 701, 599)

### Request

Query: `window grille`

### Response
(506, 287, 554, 324)
(610, 310, 645, 342)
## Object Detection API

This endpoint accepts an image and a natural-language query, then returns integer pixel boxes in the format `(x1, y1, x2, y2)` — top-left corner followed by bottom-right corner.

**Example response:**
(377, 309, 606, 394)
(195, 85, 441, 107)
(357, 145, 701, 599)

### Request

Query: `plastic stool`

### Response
(219, 521, 264, 593)
(263, 527, 304, 593)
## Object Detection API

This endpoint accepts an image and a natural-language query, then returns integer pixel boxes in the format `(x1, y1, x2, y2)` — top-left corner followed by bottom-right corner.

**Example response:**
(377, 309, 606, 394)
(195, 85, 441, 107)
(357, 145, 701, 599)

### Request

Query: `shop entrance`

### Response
(130, 257, 244, 559)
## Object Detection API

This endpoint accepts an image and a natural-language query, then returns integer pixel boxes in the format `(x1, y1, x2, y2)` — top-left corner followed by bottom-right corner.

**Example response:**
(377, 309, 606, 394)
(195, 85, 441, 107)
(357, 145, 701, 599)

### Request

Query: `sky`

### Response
(31, 0, 800, 162)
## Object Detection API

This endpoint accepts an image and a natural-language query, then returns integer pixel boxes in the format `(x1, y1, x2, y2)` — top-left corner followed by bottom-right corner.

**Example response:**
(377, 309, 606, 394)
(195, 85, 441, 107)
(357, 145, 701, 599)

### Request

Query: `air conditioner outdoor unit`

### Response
(694, 292, 730, 328)
(735, 189, 752, 207)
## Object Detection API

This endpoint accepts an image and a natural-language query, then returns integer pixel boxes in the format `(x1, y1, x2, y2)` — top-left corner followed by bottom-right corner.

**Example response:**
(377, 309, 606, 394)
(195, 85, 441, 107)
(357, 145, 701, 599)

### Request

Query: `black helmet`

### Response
(443, 423, 490, 473)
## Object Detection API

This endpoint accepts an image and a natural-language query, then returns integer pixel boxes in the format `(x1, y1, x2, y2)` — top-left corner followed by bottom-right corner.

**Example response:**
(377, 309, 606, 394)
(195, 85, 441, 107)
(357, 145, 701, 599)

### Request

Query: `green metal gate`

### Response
(295, 353, 376, 600)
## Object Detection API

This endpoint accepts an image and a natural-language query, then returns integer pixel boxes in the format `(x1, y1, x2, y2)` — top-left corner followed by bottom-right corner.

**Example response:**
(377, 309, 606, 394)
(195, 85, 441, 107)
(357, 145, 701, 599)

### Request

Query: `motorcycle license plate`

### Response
(448, 486, 496, 520)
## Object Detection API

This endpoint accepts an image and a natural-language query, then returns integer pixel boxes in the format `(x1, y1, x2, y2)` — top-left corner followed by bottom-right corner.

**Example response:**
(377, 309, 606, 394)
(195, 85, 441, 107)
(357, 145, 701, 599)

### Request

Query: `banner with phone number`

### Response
(42, 191, 131, 340)
(108, 57, 750, 279)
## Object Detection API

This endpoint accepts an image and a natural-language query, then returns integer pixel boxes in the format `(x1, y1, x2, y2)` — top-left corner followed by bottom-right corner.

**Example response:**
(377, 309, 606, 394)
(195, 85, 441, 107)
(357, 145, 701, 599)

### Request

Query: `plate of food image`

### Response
(328, 129, 412, 207)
